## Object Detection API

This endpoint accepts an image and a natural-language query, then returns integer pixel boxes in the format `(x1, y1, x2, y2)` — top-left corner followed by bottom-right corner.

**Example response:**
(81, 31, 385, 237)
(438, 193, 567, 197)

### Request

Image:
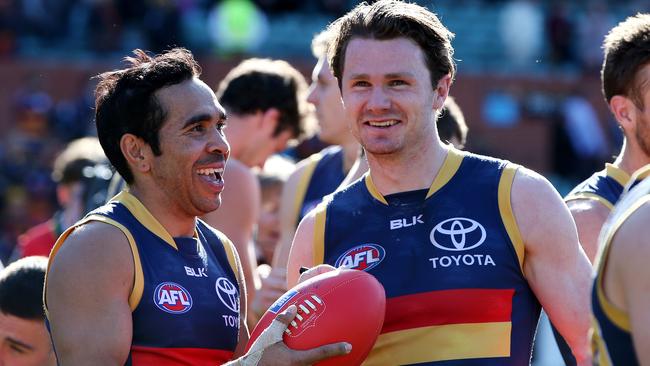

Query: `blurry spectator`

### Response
(0, 256, 56, 366)
(500, 0, 544, 68)
(576, 1, 614, 73)
(545, 2, 576, 67)
(0, 0, 18, 56)
(142, 0, 182, 53)
(208, 0, 268, 55)
(12, 137, 108, 260)
(559, 92, 609, 180)
(255, 154, 295, 267)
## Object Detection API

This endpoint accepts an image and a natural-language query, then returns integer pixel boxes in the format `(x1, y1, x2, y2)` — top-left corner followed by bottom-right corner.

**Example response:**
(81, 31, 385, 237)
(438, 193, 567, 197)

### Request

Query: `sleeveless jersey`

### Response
(591, 176, 650, 366)
(313, 149, 540, 365)
(292, 146, 345, 226)
(565, 164, 632, 210)
(46, 191, 241, 365)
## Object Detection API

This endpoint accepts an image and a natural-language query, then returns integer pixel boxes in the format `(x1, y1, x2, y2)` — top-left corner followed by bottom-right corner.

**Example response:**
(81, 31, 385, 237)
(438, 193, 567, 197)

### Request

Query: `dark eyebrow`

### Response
(182, 110, 227, 129)
(385, 72, 416, 79)
(7, 336, 34, 351)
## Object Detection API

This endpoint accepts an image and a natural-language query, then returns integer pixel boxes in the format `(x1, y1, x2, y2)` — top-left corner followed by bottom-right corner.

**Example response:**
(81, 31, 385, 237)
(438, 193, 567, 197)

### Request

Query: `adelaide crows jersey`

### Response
(565, 164, 632, 210)
(292, 146, 346, 227)
(312, 148, 540, 365)
(591, 176, 650, 366)
(46, 191, 241, 365)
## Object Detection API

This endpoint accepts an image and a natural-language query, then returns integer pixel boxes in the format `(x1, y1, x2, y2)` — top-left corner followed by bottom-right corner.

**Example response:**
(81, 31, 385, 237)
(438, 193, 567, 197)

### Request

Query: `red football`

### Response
(246, 268, 386, 365)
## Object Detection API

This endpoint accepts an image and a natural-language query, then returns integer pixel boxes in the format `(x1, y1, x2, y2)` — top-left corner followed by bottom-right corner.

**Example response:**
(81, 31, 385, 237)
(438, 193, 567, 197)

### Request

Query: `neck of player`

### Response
(366, 135, 448, 196)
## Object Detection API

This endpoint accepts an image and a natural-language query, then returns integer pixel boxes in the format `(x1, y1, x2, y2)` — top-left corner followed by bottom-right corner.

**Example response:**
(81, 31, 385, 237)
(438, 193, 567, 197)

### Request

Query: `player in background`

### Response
(262, 30, 361, 314)
(13, 137, 108, 259)
(565, 13, 650, 262)
(288, 1, 591, 364)
(200, 58, 310, 329)
(0, 256, 56, 366)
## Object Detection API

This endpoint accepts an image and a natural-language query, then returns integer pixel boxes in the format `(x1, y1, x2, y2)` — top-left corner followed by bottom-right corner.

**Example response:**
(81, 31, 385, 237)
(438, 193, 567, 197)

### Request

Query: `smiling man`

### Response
(0, 256, 55, 366)
(287, 1, 592, 365)
(44, 48, 348, 366)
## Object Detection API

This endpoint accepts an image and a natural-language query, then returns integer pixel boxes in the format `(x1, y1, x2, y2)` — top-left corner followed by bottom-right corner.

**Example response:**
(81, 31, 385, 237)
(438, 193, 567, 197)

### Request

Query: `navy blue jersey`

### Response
(292, 146, 345, 227)
(565, 164, 631, 210)
(46, 191, 241, 365)
(591, 178, 650, 366)
(312, 148, 540, 365)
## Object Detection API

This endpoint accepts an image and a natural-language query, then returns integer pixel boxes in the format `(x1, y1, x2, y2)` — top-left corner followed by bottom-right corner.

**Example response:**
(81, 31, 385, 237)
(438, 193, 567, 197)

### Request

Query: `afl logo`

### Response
(335, 244, 385, 271)
(154, 282, 193, 314)
(430, 217, 486, 251)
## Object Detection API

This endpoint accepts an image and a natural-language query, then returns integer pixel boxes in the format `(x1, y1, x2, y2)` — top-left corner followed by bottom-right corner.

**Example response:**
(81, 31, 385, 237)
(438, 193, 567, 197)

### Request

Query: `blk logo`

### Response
(153, 282, 193, 314)
(335, 244, 385, 271)
(215, 277, 239, 313)
(390, 215, 424, 230)
(430, 217, 486, 251)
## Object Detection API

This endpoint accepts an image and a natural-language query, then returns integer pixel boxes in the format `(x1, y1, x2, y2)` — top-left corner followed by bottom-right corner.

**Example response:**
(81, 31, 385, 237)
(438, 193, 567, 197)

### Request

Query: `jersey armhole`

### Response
(498, 164, 525, 275)
(44, 215, 144, 314)
(292, 155, 323, 227)
(217, 232, 243, 284)
(565, 193, 614, 211)
(312, 203, 327, 265)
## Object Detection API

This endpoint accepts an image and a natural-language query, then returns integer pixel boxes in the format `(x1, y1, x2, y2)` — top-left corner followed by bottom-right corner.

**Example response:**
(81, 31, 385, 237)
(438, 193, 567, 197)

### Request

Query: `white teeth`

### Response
(197, 168, 224, 175)
(368, 120, 398, 127)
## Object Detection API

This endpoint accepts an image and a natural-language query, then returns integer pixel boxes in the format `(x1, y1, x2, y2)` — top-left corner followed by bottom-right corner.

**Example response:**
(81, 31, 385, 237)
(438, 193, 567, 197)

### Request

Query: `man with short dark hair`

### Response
(0, 256, 56, 366)
(288, 1, 591, 364)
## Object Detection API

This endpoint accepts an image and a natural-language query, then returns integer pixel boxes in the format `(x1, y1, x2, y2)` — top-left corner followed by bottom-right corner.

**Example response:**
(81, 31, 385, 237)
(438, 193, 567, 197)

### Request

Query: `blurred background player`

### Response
(564, 12, 650, 263)
(0, 256, 56, 366)
(12, 136, 108, 259)
(271, 29, 359, 273)
(200, 58, 310, 328)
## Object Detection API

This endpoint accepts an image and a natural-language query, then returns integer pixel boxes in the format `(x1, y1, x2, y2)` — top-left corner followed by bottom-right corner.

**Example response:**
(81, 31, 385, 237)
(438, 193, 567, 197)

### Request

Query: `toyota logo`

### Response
(215, 277, 239, 313)
(430, 217, 486, 251)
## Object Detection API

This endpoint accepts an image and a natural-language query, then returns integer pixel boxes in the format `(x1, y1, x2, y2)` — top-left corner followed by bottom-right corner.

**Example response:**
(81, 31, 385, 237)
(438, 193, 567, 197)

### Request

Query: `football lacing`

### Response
(284, 294, 324, 335)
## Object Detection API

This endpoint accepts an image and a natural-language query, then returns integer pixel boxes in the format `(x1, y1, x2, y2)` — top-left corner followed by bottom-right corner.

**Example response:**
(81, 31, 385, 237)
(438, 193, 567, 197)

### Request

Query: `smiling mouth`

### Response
(197, 167, 224, 184)
(366, 120, 400, 128)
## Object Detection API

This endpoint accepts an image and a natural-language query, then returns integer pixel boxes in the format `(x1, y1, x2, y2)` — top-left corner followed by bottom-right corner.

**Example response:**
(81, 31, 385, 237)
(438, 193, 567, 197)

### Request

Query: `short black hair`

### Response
(216, 58, 309, 139)
(94, 48, 201, 184)
(0, 256, 48, 320)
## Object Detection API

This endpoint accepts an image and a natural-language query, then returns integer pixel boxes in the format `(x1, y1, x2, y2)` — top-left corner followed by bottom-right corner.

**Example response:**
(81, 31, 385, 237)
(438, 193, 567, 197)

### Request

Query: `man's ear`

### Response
(120, 133, 152, 174)
(433, 74, 452, 110)
(610, 95, 637, 134)
(261, 108, 281, 135)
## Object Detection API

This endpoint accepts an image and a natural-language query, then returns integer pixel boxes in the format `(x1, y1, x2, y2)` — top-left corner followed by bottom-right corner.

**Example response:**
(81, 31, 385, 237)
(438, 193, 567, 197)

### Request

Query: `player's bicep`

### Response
(46, 222, 134, 365)
(287, 212, 317, 288)
(512, 169, 591, 362)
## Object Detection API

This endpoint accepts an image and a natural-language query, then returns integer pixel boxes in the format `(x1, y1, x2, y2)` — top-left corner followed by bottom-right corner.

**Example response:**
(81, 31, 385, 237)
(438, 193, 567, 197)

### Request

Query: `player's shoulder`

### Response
(48, 220, 134, 285)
